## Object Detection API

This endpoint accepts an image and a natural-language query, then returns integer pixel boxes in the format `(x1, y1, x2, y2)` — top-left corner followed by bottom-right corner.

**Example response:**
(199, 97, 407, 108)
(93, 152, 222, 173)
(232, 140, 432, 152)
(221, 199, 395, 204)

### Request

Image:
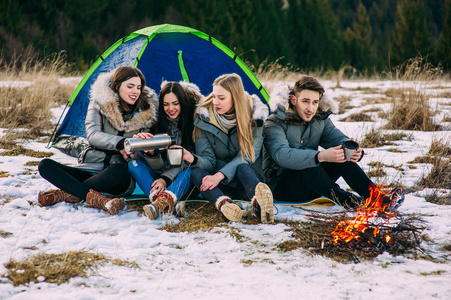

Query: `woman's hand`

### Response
(133, 132, 156, 155)
(200, 172, 225, 191)
(170, 145, 195, 163)
(120, 149, 133, 159)
(150, 178, 167, 195)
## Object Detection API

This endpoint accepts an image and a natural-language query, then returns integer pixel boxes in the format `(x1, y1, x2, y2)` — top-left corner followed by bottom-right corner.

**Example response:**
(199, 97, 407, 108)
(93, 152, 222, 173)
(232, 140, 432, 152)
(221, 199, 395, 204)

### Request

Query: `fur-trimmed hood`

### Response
(90, 69, 158, 132)
(196, 93, 269, 123)
(160, 80, 204, 105)
(269, 83, 338, 117)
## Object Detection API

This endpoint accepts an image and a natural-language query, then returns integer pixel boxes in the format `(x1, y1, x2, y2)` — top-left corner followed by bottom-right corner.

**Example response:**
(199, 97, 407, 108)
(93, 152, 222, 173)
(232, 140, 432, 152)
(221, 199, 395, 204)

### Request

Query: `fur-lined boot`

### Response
(143, 190, 176, 220)
(216, 196, 246, 222)
(38, 189, 79, 207)
(85, 189, 125, 215)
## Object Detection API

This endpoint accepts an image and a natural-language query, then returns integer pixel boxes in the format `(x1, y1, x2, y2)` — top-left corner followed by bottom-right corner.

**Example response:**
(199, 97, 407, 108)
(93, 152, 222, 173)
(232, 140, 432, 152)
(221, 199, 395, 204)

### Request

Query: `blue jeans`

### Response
(128, 159, 192, 201)
(190, 163, 260, 205)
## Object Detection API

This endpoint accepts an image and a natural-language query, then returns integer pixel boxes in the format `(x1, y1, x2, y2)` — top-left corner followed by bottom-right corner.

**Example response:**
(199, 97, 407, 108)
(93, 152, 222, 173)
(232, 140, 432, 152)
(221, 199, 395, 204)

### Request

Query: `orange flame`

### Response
(332, 185, 396, 245)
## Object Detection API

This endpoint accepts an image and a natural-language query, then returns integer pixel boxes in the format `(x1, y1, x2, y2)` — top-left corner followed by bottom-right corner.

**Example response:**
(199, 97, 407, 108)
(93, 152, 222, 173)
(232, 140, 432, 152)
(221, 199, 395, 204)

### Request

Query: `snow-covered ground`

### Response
(1, 79, 451, 299)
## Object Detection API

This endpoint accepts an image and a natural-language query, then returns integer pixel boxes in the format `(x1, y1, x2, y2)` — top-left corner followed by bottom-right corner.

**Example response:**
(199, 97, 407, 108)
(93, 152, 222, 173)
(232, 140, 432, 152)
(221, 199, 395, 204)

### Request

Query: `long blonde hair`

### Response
(193, 73, 255, 161)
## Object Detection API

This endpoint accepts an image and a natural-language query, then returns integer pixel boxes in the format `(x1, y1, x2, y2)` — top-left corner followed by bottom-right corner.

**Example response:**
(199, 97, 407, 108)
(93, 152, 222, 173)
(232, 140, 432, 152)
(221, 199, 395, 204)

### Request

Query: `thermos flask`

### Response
(123, 134, 176, 154)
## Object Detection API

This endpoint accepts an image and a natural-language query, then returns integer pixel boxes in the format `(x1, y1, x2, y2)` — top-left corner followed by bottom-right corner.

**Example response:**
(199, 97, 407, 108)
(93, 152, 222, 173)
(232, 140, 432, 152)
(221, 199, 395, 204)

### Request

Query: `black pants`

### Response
(274, 162, 374, 206)
(38, 158, 131, 200)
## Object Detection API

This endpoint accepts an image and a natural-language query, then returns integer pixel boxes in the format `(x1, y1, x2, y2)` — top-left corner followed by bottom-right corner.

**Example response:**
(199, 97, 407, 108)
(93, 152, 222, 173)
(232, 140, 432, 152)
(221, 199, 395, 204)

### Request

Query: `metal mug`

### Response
(123, 134, 176, 154)
(167, 148, 184, 167)
(342, 140, 359, 161)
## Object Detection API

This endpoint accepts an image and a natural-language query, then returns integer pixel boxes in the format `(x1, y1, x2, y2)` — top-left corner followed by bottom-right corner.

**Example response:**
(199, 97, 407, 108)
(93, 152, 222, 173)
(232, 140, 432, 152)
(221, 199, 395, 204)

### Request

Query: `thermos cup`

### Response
(342, 140, 359, 161)
(167, 148, 184, 167)
(124, 134, 176, 154)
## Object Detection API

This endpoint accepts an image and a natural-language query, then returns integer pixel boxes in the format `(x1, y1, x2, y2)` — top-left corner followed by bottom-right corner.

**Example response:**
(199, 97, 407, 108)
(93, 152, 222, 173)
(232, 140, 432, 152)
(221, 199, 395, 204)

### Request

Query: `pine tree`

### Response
(438, 1, 451, 70)
(343, 1, 374, 71)
(391, 0, 432, 66)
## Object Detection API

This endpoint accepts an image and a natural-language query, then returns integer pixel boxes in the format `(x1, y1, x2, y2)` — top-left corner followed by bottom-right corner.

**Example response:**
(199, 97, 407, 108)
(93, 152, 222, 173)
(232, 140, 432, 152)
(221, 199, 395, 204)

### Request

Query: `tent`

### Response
(51, 23, 269, 142)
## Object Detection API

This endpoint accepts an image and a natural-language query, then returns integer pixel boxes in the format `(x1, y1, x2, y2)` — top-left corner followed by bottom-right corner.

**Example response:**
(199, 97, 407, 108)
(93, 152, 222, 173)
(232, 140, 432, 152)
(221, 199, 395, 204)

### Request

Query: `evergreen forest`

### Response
(1, 0, 450, 73)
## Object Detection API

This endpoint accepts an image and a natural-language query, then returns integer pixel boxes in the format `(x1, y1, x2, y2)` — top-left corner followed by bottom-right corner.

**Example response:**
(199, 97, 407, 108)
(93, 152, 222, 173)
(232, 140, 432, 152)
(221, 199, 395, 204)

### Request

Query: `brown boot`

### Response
(85, 189, 125, 215)
(38, 189, 79, 207)
(143, 191, 176, 220)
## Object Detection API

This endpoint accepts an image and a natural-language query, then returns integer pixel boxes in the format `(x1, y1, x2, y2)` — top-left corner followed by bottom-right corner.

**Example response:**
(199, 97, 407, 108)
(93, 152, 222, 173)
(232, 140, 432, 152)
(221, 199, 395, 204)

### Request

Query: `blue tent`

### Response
(53, 23, 269, 141)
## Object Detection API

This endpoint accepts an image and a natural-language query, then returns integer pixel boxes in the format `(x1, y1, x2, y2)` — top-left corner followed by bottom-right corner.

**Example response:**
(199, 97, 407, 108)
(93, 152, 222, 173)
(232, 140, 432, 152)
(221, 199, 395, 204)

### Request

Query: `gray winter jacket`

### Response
(191, 94, 269, 186)
(263, 84, 348, 183)
(79, 69, 159, 171)
(139, 81, 204, 183)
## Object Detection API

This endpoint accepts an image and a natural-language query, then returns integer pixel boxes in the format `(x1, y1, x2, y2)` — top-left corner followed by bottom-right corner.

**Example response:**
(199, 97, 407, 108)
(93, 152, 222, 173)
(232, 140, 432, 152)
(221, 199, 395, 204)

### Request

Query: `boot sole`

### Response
(221, 203, 246, 222)
(143, 204, 159, 220)
(255, 183, 274, 224)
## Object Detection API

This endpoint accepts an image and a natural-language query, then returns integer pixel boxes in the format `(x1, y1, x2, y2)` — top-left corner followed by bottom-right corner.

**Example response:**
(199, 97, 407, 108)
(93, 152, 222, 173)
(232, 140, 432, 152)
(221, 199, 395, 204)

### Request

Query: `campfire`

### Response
(332, 185, 396, 247)
(277, 185, 426, 262)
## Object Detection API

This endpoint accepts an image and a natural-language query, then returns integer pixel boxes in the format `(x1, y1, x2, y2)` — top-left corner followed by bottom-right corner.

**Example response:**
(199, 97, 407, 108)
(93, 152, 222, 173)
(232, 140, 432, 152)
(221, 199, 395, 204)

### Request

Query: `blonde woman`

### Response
(189, 73, 274, 223)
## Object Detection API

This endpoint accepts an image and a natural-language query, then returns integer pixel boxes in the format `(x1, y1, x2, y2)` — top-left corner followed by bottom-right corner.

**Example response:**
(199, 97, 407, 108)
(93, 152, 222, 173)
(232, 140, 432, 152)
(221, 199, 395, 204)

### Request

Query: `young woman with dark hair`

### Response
(128, 81, 202, 220)
(38, 66, 158, 215)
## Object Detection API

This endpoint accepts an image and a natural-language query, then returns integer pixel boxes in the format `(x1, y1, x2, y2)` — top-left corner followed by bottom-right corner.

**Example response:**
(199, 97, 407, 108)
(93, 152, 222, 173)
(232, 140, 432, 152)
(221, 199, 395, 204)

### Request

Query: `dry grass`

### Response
(5, 251, 139, 286)
(364, 97, 393, 105)
(347, 87, 380, 94)
(418, 138, 451, 190)
(385, 56, 444, 81)
(0, 52, 77, 139)
(1, 230, 13, 238)
(359, 128, 410, 148)
(434, 91, 451, 98)
(381, 89, 439, 131)
(251, 57, 300, 84)
(162, 202, 228, 233)
(5, 251, 106, 286)
(339, 112, 373, 122)
(334, 95, 353, 114)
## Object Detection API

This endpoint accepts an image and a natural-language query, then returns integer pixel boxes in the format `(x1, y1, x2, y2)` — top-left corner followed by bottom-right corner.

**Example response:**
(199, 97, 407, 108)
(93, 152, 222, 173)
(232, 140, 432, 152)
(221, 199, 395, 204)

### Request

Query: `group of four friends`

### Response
(37, 66, 404, 224)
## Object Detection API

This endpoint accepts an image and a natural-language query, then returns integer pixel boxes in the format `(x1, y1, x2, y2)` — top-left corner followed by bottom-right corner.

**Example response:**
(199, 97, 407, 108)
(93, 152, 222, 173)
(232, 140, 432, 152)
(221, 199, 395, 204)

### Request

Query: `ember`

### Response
(332, 185, 398, 247)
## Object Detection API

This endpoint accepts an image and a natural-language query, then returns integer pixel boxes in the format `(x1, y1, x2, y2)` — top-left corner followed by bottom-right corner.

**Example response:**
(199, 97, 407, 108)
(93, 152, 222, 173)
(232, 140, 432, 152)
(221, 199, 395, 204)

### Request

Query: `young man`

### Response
(263, 76, 403, 208)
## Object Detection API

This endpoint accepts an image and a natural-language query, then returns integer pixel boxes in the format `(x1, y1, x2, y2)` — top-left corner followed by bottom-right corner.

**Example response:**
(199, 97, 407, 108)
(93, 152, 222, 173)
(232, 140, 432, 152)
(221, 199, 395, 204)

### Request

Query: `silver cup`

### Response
(342, 140, 359, 161)
(167, 148, 184, 167)
(123, 134, 175, 154)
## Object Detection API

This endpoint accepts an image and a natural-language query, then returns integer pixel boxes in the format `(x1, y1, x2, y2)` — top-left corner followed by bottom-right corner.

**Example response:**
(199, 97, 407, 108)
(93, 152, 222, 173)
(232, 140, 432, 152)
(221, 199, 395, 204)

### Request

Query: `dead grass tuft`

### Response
(0, 52, 77, 139)
(334, 95, 353, 114)
(1, 230, 13, 238)
(425, 193, 451, 206)
(359, 128, 409, 148)
(340, 113, 373, 122)
(5, 251, 106, 286)
(162, 202, 228, 233)
(418, 139, 451, 189)
(1, 145, 53, 158)
(434, 91, 451, 98)
(0, 171, 10, 178)
(347, 87, 380, 94)
(385, 56, 444, 81)
(251, 57, 300, 84)
(5, 251, 138, 286)
(381, 90, 439, 131)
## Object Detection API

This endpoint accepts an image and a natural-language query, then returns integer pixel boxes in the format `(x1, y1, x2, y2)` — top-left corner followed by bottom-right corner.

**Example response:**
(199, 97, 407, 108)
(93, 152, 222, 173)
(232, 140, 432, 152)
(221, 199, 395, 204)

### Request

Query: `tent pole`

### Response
(46, 101, 70, 149)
